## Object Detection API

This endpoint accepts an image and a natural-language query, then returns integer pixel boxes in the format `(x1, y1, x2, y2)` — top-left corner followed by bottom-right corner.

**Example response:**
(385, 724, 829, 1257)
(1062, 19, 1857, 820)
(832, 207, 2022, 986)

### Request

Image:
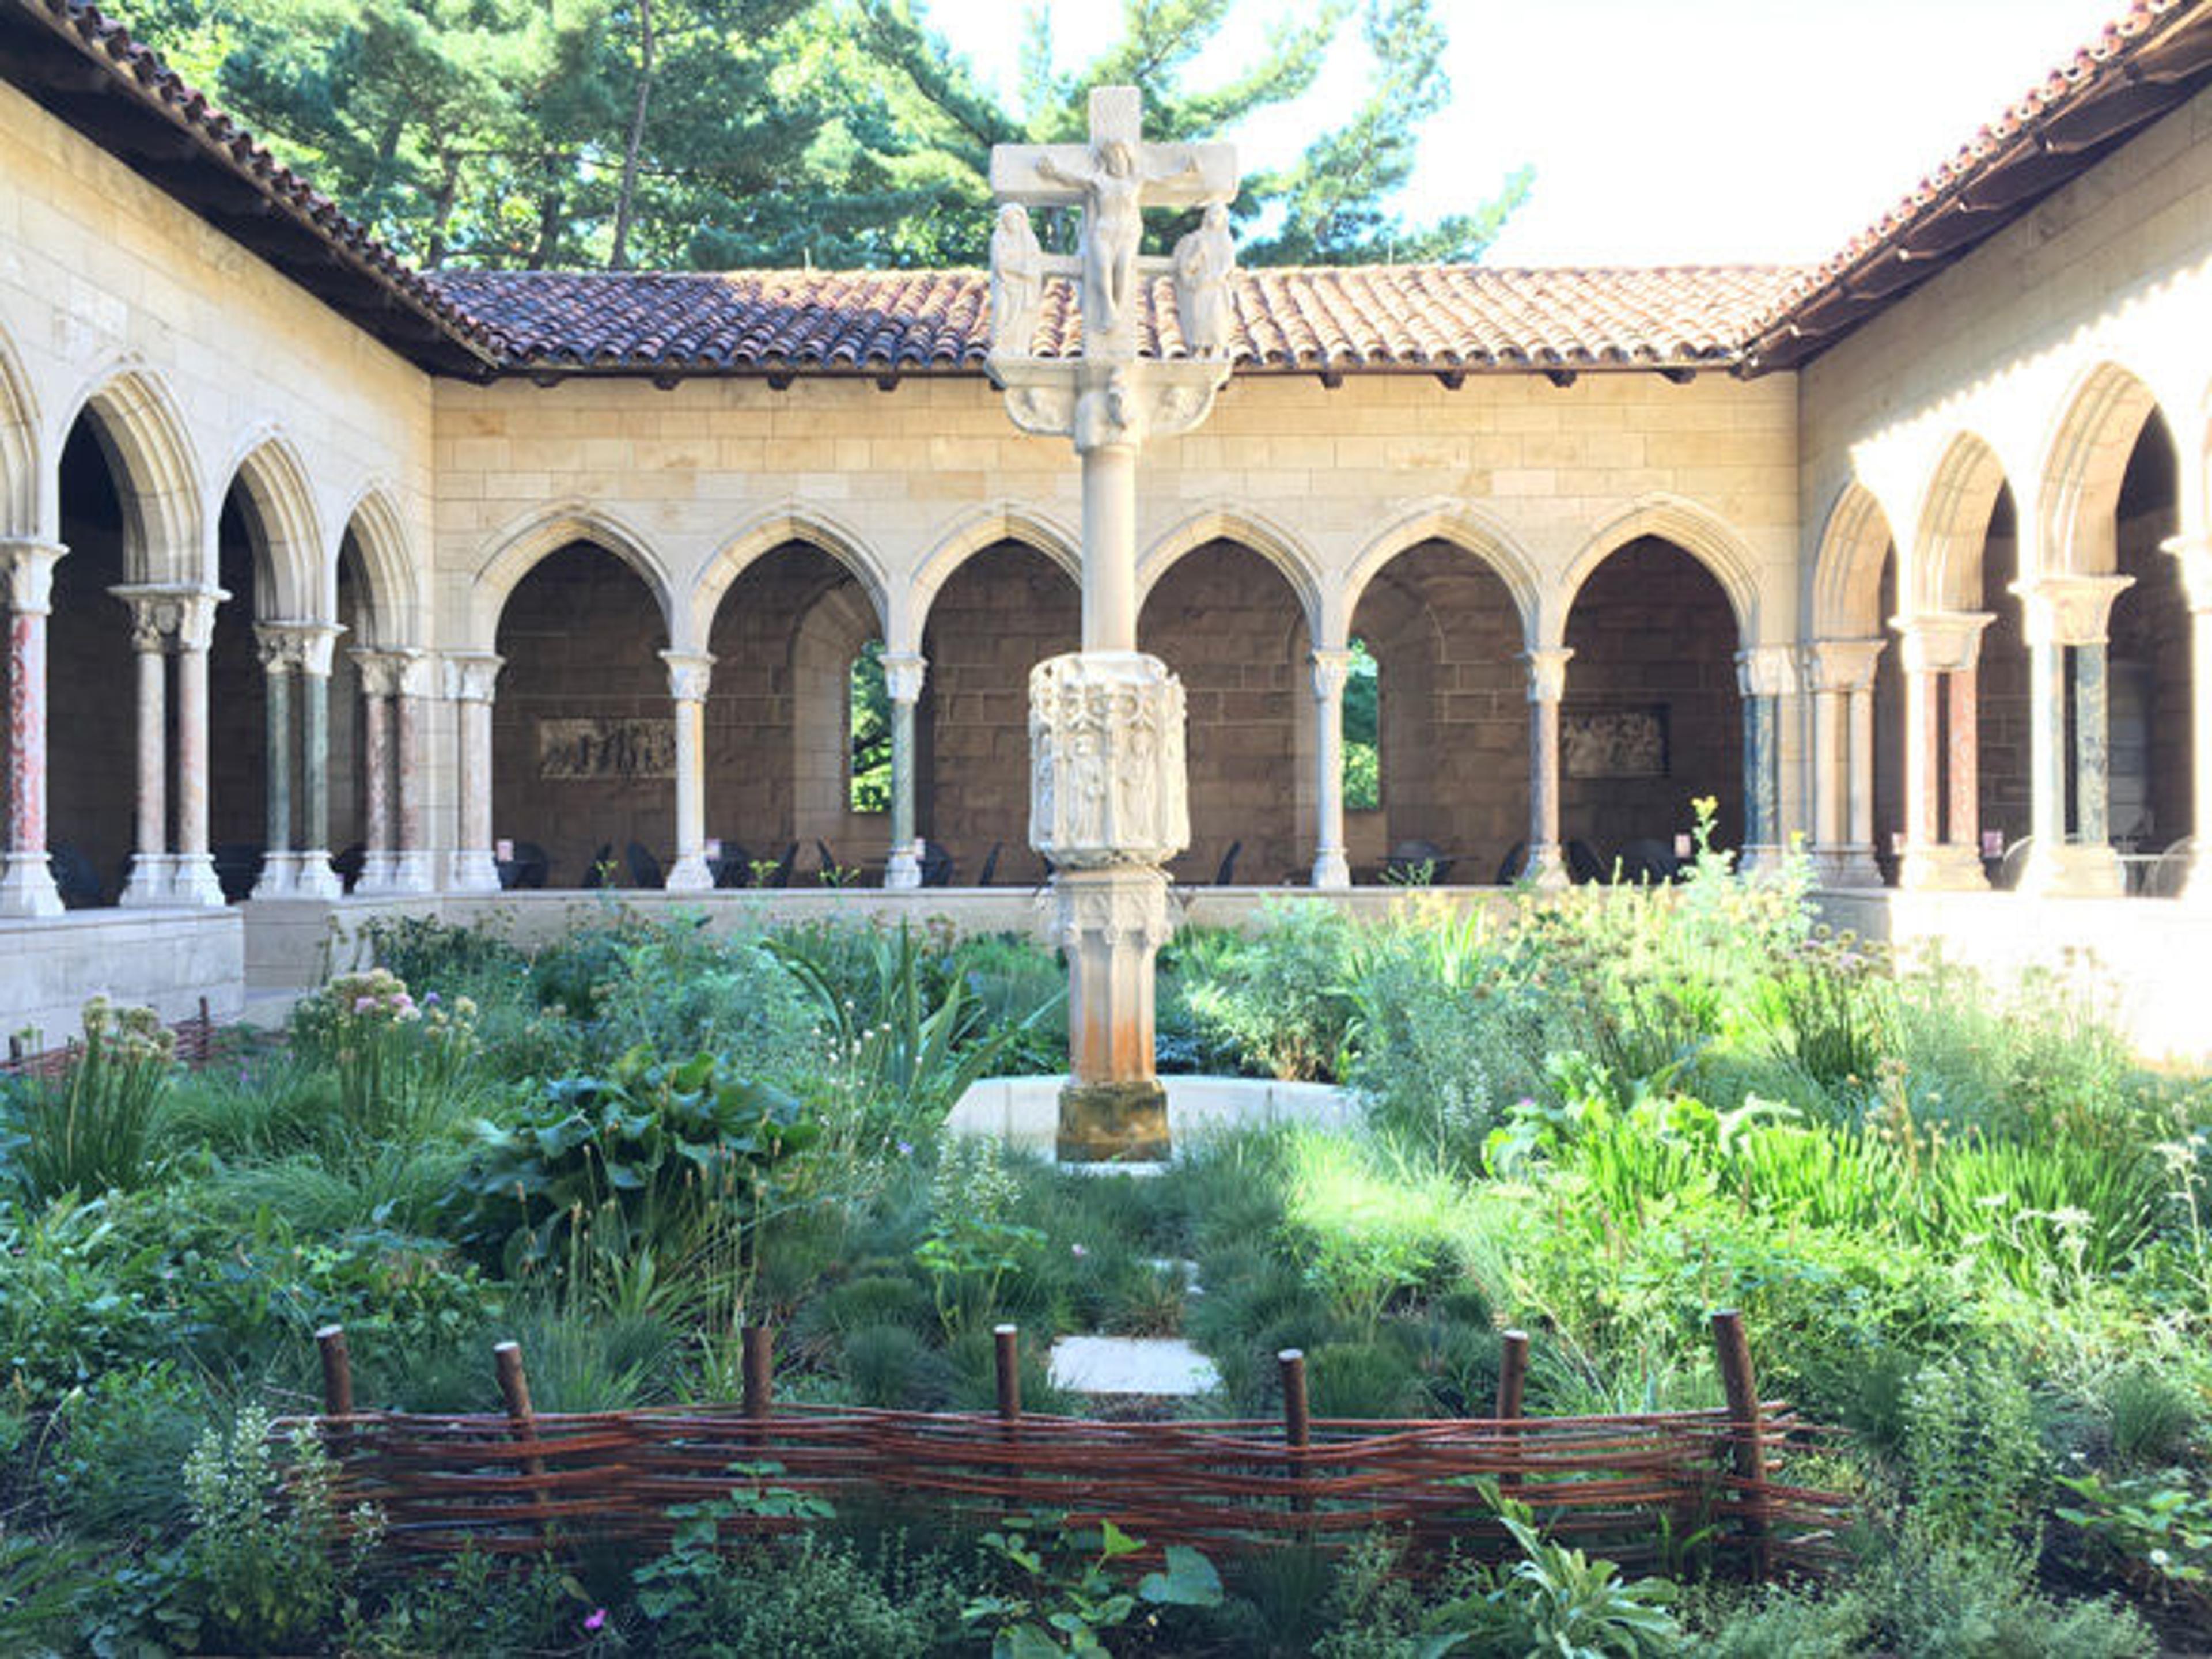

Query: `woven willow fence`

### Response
(301, 1312, 1851, 1578)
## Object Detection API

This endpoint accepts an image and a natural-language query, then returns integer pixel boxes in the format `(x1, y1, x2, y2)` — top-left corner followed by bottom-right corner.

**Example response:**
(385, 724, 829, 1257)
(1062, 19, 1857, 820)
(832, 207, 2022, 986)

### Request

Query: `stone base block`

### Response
(446, 850, 502, 895)
(884, 844, 923, 890)
(2019, 842, 2124, 899)
(1900, 843, 1988, 892)
(1310, 847, 1349, 889)
(1058, 1078, 1171, 1164)
(0, 852, 63, 918)
(665, 853, 714, 893)
(120, 853, 175, 907)
(170, 854, 227, 908)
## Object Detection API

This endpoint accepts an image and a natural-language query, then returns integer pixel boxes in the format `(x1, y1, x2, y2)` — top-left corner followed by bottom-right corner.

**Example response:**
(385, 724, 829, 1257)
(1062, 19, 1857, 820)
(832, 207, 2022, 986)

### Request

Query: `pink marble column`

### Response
(444, 652, 503, 894)
(392, 649, 431, 892)
(0, 539, 65, 916)
(113, 586, 176, 906)
(169, 592, 225, 907)
(1945, 666, 1979, 855)
(1904, 664, 1941, 853)
(350, 648, 399, 892)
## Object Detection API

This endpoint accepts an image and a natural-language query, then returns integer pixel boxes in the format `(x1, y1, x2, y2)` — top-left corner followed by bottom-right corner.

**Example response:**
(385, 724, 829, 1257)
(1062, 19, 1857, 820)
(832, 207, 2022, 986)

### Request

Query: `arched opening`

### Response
(703, 541, 884, 885)
(1562, 536, 1743, 864)
(493, 542, 672, 889)
(2110, 409, 2190, 870)
(207, 482, 272, 900)
(919, 540, 1080, 885)
(47, 415, 137, 906)
(1346, 539, 1528, 883)
(1138, 539, 1308, 885)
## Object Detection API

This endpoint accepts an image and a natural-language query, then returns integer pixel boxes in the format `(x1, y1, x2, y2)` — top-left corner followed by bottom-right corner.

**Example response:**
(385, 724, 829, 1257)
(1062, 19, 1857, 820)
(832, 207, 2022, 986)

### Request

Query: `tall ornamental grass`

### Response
(5, 997, 177, 1201)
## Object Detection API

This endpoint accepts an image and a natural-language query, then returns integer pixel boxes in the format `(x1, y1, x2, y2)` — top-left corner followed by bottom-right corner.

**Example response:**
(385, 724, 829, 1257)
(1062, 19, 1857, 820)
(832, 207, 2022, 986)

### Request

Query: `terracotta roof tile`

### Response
(426, 264, 1804, 377)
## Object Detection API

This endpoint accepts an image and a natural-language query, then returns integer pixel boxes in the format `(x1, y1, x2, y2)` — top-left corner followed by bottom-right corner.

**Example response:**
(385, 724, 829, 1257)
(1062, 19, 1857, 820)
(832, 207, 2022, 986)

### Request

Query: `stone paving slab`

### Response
(1049, 1335, 1220, 1395)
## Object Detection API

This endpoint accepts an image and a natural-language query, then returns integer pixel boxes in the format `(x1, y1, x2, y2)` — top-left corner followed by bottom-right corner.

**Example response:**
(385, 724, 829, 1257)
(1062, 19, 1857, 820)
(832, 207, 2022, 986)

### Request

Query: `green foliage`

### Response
(180, 1407, 381, 1652)
(5, 996, 177, 1202)
(0, 1527, 102, 1657)
(40, 1361, 210, 1536)
(288, 967, 483, 1158)
(455, 1046, 817, 1302)
(915, 1137, 1043, 1334)
(849, 637, 891, 812)
(348, 1549, 600, 1659)
(1176, 903, 1358, 1081)
(1901, 1353, 2046, 1544)
(634, 1460, 837, 1625)
(1421, 1490, 1682, 1658)
(963, 1513, 1223, 1658)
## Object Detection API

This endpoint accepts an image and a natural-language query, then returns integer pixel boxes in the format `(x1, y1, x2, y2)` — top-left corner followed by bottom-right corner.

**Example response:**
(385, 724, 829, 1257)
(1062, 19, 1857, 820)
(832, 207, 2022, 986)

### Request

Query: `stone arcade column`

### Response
(1522, 646, 1572, 887)
(1734, 645, 1796, 871)
(444, 651, 503, 895)
(388, 649, 435, 892)
(1801, 639, 1884, 887)
(661, 649, 715, 893)
(2165, 535, 2212, 901)
(251, 622, 346, 899)
(1894, 612, 1993, 892)
(0, 539, 66, 917)
(352, 649, 400, 893)
(989, 86, 1237, 1162)
(112, 585, 224, 907)
(1309, 647, 1352, 889)
(115, 588, 172, 904)
(882, 652, 927, 890)
(168, 589, 225, 907)
(2015, 574, 2132, 898)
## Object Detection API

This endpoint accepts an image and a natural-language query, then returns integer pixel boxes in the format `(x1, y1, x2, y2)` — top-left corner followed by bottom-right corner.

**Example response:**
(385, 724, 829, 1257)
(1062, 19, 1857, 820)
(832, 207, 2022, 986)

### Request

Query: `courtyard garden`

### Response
(2, 826, 2210, 1656)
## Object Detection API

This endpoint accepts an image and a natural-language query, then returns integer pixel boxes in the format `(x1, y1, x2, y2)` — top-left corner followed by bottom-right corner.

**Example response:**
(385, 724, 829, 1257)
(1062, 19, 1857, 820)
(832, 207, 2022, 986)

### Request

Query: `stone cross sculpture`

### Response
(987, 87, 1238, 1163)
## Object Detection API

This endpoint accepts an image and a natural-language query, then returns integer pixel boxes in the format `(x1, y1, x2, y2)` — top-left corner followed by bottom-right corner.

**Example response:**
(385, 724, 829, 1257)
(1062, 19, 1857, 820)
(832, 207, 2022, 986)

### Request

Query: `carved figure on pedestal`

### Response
(1172, 204, 1234, 358)
(989, 205, 1044, 356)
(1032, 141, 1199, 341)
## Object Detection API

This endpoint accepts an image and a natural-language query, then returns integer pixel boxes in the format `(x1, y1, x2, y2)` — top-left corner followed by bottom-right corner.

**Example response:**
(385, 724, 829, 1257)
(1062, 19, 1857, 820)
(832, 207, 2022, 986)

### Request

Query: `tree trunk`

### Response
(529, 166, 566, 269)
(426, 149, 464, 268)
(609, 0, 656, 271)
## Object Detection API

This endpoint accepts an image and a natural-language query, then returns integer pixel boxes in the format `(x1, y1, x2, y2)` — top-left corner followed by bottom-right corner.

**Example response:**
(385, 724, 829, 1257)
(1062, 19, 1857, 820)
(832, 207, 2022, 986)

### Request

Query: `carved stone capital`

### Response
(1310, 647, 1353, 703)
(881, 651, 927, 705)
(439, 650, 504, 704)
(1893, 611, 1995, 673)
(255, 620, 344, 676)
(111, 584, 225, 653)
(1522, 646, 1574, 704)
(0, 537, 66, 616)
(1734, 643, 1799, 698)
(1029, 650, 1190, 868)
(659, 649, 715, 704)
(1800, 637, 1884, 694)
(2009, 575, 2132, 647)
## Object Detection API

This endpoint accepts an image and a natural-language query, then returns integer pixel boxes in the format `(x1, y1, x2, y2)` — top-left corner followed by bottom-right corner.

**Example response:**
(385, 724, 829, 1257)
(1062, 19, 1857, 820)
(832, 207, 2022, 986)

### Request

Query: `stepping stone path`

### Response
(1049, 1335, 1220, 1396)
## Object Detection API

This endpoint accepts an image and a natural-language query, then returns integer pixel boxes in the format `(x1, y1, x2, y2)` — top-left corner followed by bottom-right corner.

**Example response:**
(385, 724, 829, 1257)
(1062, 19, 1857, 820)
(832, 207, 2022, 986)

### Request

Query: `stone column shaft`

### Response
(359, 682, 392, 880)
(1812, 685, 1845, 855)
(263, 663, 294, 855)
(1847, 684, 1878, 878)
(2074, 641, 2110, 849)
(1080, 445, 1138, 652)
(1946, 665, 1978, 852)
(0, 539, 65, 917)
(1523, 647, 1571, 887)
(2028, 638, 2067, 851)
(881, 652, 926, 889)
(301, 671, 331, 861)
(168, 592, 225, 906)
(661, 649, 715, 893)
(1735, 645, 1795, 870)
(1310, 648, 1351, 889)
(2014, 574, 2128, 898)
(132, 634, 166, 870)
(442, 652, 503, 895)
(2192, 604, 2212, 900)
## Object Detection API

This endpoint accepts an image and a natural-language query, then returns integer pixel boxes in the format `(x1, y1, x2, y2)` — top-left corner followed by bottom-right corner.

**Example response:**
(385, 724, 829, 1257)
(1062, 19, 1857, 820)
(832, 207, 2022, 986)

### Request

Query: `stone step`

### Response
(1048, 1335, 1220, 1396)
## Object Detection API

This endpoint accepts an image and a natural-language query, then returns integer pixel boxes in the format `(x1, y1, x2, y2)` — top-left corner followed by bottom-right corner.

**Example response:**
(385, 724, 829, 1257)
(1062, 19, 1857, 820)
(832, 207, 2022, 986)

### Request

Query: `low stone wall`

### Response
(0, 908, 243, 1045)
(1814, 887, 2212, 1067)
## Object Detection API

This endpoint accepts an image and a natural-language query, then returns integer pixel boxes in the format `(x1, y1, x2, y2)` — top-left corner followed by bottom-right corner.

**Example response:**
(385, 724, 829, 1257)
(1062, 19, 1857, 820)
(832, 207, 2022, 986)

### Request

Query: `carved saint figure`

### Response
(1171, 203, 1234, 358)
(1074, 366, 1143, 452)
(1033, 140, 1198, 344)
(990, 204, 1044, 357)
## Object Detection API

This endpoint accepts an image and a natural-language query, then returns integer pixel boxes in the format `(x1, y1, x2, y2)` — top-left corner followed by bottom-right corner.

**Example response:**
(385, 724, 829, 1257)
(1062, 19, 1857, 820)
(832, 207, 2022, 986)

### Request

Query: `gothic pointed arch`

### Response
(1138, 503, 1326, 643)
(911, 502, 1081, 645)
(2037, 359, 2169, 579)
(1342, 498, 1541, 650)
(691, 503, 891, 650)
(1556, 494, 1759, 648)
(471, 502, 677, 645)
(219, 428, 324, 620)
(1810, 480, 1898, 639)
(335, 482, 418, 649)
(59, 363, 204, 584)
(1912, 431, 2013, 612)
(0, 321, 37, 539)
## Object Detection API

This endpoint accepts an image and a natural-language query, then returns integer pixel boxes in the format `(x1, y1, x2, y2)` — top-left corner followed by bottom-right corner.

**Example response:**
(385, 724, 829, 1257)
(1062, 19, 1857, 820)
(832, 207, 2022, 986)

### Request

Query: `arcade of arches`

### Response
(7, 0, 2212, 1059)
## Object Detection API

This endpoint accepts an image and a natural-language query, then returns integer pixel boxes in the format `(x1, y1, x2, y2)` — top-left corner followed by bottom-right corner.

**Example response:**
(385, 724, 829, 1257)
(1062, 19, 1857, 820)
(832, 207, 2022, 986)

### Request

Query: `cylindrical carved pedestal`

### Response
(1029, 650, 1188, 1162)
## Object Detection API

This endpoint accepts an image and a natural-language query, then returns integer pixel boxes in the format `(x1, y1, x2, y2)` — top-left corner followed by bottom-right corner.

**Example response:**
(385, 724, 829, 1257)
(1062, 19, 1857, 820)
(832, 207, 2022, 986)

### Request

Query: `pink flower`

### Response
(353, 996, 377, 1014)
(1071, 1244, 1088, 1259)
(584, 1607, 607, 1633)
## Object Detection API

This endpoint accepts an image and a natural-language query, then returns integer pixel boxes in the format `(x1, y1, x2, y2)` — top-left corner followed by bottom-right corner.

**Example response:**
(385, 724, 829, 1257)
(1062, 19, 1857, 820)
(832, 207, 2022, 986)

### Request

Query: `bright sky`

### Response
(919, 0, 2122, 266)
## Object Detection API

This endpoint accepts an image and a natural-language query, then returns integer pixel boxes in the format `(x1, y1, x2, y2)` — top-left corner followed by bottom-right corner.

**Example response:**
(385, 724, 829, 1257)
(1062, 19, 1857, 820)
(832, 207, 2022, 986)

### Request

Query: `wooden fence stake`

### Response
(316, 1324, 354, 1418)
(1495, 1328, 1529, 1502)
(741, 1325, 774, 1421)
(1279, 1348, 1310, 1536)
(1710, 1309, 1770, 1575)
(493, 1339, 550, 1516)
(994, 1325, 1022, 1423)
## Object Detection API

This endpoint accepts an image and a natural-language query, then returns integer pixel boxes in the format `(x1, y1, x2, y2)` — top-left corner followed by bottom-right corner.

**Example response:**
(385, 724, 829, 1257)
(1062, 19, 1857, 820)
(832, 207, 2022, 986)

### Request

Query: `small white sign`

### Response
(1673, 833, 1692, 858)
(495, 838, 514, 862)
(706, 838, 723, 860)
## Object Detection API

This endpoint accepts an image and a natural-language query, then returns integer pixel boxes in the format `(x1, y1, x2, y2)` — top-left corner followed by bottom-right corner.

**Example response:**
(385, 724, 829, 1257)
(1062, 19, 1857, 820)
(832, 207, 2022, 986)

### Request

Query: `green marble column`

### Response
(302, 669, 329, 858)
(265, 664, 294, 855)
(2073, 639, 2109, 847)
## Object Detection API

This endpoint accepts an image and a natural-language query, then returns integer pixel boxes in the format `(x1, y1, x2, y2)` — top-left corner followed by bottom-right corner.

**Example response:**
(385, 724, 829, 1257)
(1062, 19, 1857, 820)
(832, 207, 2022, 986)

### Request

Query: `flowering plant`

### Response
(290, 968, 479, 1150)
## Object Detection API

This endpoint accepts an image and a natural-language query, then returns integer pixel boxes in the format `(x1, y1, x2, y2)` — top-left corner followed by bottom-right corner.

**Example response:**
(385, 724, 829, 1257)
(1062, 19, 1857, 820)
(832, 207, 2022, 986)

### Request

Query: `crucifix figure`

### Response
(987, 88, 1240, 1165)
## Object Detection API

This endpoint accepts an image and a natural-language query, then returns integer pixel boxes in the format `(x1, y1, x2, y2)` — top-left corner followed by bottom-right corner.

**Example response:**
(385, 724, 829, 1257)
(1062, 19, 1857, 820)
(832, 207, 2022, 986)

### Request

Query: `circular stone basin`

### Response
(946, 1075, 1357, 1157)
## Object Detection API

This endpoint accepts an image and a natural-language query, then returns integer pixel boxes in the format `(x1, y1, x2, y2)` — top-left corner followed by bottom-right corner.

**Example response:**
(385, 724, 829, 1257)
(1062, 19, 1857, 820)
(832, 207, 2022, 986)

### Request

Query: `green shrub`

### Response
(287, 968, 483, 1157)
(350, 1548, 598, 1659)
(40, 1360, 209, 1535)
(5, 996, 176, 1202)
(1176, 903, 1358, 1081)
(2101, 1363, 2199, 1467)
(841, 1322, 952, 1408)
(1901, 1353, 2045, 1543)
(1306, 1340, 1423, 1419)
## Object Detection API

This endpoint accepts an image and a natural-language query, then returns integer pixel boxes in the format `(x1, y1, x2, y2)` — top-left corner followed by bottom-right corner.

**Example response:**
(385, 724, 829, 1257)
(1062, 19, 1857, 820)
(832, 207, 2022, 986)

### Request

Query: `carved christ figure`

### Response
(1171, 203, 1234, 358)
(990, 204, 1044, 355)
(1032, 139, 1199, 344)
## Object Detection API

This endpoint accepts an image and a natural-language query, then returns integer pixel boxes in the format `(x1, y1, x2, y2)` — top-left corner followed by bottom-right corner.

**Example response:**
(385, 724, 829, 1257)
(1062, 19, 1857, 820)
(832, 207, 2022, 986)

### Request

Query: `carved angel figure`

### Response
(1171, 203, 1234, 358)
(990, 204, 1044, 356)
